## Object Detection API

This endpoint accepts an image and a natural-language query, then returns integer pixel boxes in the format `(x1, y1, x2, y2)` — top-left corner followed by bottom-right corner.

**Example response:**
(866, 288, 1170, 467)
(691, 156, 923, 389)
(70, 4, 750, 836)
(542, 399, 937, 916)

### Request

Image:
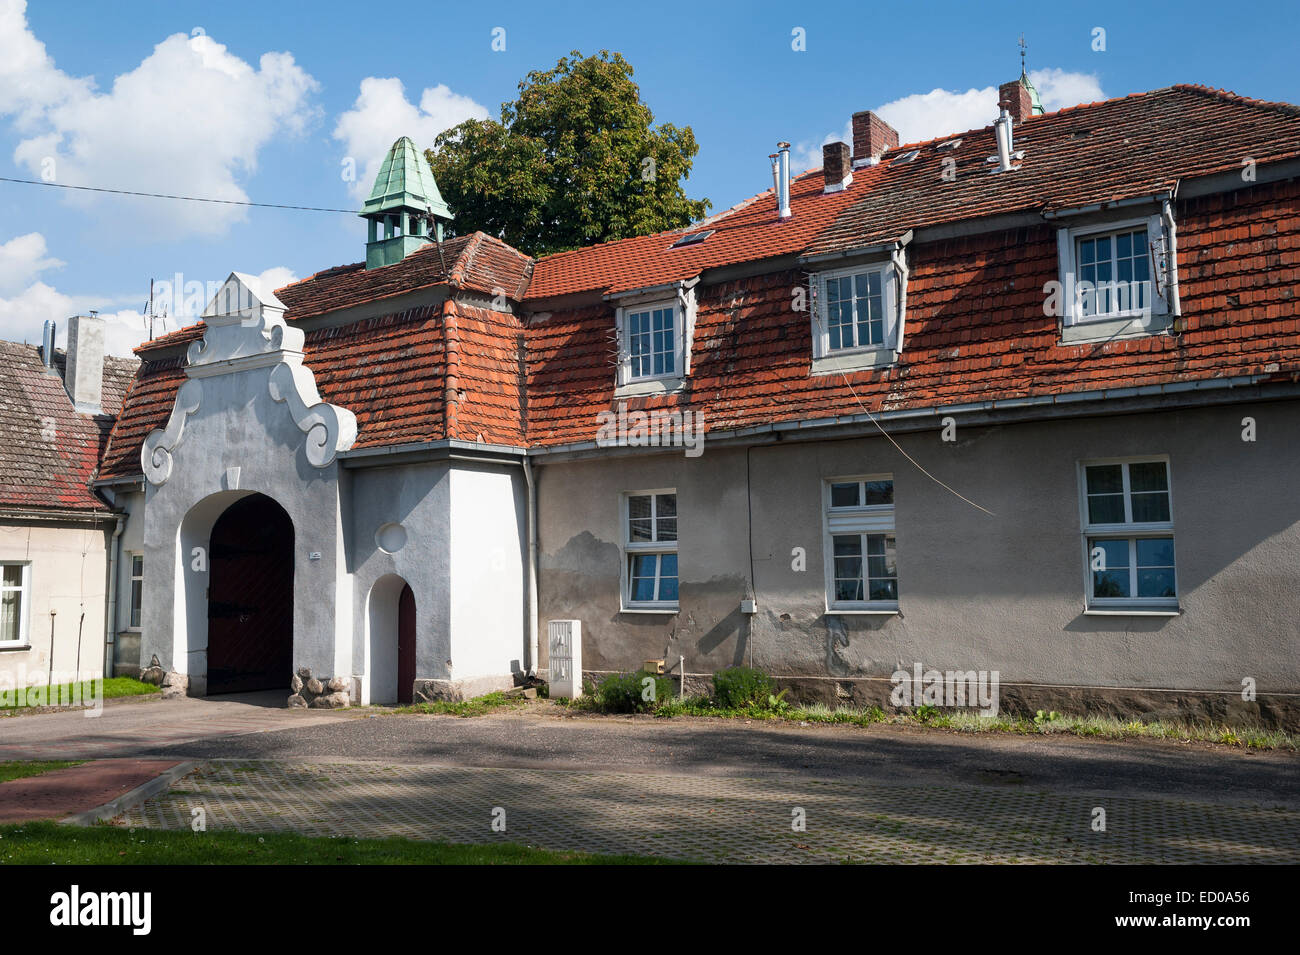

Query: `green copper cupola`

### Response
(360, 136, 454, 269)
(1020, 69, 1045, 116)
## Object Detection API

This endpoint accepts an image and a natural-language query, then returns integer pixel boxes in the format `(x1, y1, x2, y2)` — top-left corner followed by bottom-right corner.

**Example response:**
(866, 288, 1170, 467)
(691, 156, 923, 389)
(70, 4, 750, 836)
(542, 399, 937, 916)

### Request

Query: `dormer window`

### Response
(1054, 209, 1179, 343)
(810, 260, 905, 374)
(626, 304, 678, 379)
(612, 280, 698, 397)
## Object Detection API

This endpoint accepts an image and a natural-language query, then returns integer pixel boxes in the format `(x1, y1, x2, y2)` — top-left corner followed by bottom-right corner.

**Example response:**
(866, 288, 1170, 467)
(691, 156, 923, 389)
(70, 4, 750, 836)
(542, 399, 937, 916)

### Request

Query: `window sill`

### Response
(0, 643, 32, 653)
(614, 377, 684, 399)
(1083, 607, 1181, 617)
(826, 608, 899, 616)
(1061, 312, 1173, 344)
(811, 348, 898, 376)
(619, 606, 680, 615)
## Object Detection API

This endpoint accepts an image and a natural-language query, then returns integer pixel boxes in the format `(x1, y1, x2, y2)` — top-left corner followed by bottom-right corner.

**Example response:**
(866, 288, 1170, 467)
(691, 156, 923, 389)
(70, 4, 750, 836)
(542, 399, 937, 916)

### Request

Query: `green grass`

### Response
(563, 689, 1298, 750)
(0, 677, 160, 711)
(391, 690, 527, 717)
(0, 821, 682, 865)
(0, 761, 85, 784)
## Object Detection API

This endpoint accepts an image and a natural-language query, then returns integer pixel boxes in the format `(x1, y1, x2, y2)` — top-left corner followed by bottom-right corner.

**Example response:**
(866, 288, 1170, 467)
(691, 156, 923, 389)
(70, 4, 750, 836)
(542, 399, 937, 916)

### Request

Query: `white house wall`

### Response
(139, 364, 349, 697)
(0, 519, 111, 686)
(447, 463, 527, 691)
(347, 460, 452, 703)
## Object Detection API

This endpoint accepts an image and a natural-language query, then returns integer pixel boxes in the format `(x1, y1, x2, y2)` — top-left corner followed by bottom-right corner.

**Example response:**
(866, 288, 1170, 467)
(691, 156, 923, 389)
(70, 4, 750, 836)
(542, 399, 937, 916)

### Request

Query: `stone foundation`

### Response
(412, 674, 515, 703)
(287, 668, 352, 709)
(773, 676, 1300, 732)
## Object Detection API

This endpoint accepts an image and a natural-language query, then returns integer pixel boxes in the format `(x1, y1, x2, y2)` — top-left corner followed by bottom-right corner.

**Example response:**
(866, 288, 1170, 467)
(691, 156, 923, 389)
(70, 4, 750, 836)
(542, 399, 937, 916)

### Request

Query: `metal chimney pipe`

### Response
(777, 142, 792, 219)
(994, 109, 1013, 172)
(41, 320, 56, 370)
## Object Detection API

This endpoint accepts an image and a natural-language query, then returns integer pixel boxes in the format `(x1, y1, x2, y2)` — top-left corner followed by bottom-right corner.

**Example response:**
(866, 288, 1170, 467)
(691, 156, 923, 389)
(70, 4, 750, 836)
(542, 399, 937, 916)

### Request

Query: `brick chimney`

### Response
(65, 314, 104, 415)
(822, 141, 852, 192)
(999, 80, 1033, 124)
(851, 110, 899, 165)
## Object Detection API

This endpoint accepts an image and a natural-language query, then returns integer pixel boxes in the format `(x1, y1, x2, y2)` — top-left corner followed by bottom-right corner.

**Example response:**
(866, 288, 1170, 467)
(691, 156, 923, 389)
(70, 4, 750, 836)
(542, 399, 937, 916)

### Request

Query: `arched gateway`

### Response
(206, 494, 294, 694)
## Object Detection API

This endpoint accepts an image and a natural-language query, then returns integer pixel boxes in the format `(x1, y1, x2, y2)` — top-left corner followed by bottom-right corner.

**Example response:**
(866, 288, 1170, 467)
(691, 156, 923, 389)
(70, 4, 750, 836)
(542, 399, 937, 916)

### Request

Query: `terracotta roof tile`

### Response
(1, 342, 137, 510)
(98, 85, 1300, 471)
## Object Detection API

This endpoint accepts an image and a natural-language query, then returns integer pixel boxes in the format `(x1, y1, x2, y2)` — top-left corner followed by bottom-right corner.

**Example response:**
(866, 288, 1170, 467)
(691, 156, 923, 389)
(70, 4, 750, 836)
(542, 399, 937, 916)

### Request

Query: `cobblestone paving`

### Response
(117, 760, 1300, 864)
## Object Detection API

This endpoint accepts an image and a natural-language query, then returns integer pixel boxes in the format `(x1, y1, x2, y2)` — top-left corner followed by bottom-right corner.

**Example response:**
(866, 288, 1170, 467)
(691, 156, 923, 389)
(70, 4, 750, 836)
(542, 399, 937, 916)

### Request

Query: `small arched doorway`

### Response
(206, 493, 294, 694)
(367, 575, 416, 704)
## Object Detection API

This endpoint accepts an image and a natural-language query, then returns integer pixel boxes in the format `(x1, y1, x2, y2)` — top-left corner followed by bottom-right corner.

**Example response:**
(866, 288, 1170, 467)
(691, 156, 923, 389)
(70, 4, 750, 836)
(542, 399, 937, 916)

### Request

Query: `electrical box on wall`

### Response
(741, 599, 757, 614)
(547, 619, 582, 699)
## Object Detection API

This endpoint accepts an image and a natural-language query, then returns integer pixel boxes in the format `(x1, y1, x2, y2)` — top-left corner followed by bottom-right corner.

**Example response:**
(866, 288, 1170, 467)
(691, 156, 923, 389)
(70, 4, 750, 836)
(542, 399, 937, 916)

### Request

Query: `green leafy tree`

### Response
(425, 51, 710, 257)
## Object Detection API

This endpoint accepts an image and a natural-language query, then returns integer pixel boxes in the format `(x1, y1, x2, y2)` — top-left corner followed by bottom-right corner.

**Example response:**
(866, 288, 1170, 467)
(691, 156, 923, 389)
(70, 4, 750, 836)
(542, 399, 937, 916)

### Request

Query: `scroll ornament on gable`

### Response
(141, 272, 357, 485)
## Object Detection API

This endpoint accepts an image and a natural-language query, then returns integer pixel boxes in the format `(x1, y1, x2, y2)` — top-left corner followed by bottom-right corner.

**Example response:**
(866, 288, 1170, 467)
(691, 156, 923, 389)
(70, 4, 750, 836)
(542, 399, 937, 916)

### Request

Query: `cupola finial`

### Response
(359, 137, 454, 269)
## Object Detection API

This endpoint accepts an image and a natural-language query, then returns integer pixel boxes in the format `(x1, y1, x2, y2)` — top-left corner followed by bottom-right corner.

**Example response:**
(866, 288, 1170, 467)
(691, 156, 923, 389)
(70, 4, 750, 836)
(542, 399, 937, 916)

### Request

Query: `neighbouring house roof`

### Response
(95, 83, 1300, 478)
(0, 340, 137, 512)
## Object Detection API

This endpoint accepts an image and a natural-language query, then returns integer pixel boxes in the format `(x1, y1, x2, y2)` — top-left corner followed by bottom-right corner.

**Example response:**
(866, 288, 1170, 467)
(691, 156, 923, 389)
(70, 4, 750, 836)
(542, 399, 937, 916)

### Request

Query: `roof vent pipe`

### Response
(994, 109, 1013, 172)
(41, 320, 56, 370)
(773, 141, 792, 219)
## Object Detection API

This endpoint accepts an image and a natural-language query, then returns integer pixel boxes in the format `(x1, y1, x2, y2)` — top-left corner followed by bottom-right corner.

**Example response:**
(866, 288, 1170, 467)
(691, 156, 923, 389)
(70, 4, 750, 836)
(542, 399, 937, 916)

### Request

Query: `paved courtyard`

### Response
(118, 758, 1300, 864)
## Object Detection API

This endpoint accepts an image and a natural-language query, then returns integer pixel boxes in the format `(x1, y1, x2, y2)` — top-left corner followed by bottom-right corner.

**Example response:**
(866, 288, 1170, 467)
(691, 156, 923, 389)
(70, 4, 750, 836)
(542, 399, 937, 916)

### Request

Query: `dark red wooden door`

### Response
(207, 494, 294, 694)
(397, 583, 416, 704)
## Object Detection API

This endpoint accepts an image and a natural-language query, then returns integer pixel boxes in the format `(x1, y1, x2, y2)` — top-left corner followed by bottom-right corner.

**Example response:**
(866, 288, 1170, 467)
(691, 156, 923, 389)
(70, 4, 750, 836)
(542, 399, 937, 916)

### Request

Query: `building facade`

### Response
(78, 82, 1300, 724)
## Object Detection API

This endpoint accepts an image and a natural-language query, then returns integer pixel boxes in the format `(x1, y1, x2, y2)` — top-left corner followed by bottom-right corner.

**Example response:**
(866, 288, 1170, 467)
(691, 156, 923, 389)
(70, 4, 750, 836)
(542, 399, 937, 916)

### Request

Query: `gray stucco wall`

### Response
(536, 399, 1300, 698)
(348, 461, 451, 701)
(139, 364, 350, 696)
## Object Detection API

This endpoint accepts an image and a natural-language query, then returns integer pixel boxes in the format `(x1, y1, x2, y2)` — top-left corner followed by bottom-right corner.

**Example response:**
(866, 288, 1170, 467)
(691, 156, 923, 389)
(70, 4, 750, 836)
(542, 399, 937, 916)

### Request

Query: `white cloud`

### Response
(793, 69, 1105, 172)
(333, 77, 488, 199)
(257, 265, 299, 295)
(1029, 68, 1106, 113)
(0, 231, 62, 294)
(0, 0, 90, 127)
(0, 278, 143, 356)
(0, 233, 304, 357)
(0, 1, 319, 237)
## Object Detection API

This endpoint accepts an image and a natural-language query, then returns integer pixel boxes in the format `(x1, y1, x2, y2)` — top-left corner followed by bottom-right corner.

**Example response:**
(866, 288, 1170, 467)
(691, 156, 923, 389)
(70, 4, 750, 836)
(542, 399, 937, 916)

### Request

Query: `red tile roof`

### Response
(524, 177, 1300, 445)
(524, 173, 862, 300)
(95, 84, 1300, 477)
(1, 342, 137, 511)
(807, 85, 1300, 256)
(275, 231, 532, 321)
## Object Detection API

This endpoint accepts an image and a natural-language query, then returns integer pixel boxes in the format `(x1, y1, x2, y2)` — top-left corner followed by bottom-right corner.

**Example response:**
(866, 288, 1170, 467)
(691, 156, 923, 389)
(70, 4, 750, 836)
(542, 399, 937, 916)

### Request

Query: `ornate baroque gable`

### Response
(141, 272, 357, 485)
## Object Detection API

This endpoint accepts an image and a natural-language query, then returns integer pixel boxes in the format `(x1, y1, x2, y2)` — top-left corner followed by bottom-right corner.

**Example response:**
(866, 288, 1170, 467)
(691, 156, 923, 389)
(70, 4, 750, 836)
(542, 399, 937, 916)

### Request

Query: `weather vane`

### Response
(1019, 34, 1027, 76)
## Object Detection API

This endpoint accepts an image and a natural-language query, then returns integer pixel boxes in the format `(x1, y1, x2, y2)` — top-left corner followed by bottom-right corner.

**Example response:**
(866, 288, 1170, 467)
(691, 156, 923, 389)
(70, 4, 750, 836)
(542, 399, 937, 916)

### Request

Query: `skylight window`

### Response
(669, 229, 714, 250)
(892, 149, 920, 165)
(936, 138, 962, 151)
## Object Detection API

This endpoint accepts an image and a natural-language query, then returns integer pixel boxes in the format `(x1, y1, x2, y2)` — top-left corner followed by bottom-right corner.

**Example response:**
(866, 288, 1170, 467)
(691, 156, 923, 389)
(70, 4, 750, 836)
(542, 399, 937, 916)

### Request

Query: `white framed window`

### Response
(1, 561, 31, 646)
(128, 553, 143, 629)
(621, 490, 679, 612)
(1079, 457, 1178, 612)
(823, 476, 898, 612)
(1056, 213, 1176, 338)
(613, 283, 696, 395)
(811, 263, 902, 374)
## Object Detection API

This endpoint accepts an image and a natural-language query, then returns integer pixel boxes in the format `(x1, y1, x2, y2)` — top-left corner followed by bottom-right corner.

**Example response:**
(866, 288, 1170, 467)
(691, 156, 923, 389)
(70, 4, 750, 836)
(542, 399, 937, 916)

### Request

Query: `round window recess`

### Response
(375, 522, 408, 554)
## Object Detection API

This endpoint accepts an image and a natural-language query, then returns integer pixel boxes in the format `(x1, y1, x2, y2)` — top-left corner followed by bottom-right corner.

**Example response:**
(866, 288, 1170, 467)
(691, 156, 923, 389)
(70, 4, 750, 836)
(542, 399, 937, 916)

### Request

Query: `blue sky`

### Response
(2, 0, 1297, 353)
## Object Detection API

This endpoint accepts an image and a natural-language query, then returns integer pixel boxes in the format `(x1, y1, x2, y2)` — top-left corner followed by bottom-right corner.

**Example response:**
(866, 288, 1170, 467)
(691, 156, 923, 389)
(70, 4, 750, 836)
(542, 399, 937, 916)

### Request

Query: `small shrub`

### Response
(913, 704, 940, 723)
(765, 688, 791, 715)
(595, 670, 675, 713)
(712, 666, 774, 709)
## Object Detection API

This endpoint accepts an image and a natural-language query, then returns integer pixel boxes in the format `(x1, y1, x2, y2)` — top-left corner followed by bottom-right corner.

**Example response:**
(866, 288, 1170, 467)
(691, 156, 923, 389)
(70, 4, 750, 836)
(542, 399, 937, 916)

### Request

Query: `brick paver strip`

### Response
(119, 760, 1300, 864)
(0, 759, 184, 823)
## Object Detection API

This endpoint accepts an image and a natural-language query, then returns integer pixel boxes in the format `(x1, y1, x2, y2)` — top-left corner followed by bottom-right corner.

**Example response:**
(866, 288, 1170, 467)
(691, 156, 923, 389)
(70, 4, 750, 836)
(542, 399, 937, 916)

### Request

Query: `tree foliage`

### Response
(425, 51, 710, 257)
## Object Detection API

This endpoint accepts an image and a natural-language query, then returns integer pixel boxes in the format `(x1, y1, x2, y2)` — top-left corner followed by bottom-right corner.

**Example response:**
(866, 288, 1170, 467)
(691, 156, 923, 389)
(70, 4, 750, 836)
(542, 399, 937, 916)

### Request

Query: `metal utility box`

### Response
(547, 620, 582, 698)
